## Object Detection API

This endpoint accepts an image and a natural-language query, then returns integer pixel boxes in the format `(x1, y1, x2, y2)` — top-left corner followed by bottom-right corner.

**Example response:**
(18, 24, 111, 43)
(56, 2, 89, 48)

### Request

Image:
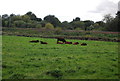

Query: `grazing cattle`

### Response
(57, 37, 66, 43)
(81, 43, 87, 46)
(65, 41, 72, 44)
(73, 42, 79, 45)
(29, 40, 39, 43)
(40, 41, 48, 44)
(57, 42, 64, 44)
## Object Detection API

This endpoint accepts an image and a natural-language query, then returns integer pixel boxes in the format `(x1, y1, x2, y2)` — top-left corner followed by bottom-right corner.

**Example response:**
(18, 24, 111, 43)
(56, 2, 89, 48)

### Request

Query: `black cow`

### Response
(40, 41, 48, 44)
(81, 43, 87, 46)
(29, 40, 39, 43)
(57, 37, 66, 43)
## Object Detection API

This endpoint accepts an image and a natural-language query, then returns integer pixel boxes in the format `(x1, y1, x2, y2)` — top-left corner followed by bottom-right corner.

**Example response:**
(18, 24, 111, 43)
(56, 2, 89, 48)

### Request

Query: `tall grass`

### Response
(2, 27, 119, 39)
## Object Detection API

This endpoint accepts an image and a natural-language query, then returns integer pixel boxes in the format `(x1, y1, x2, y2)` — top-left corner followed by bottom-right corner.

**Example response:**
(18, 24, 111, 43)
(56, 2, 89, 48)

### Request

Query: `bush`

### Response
(75, 27, 83, 31)
(45, 23, 54, 29)
(54, 27, 62, 34)
(13, 20, 26, 28)
(35, 24, 42, 28)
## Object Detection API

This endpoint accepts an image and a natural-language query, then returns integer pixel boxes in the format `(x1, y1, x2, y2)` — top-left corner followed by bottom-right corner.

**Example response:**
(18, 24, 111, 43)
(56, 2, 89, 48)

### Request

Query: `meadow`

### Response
(2, 35, 119, 79)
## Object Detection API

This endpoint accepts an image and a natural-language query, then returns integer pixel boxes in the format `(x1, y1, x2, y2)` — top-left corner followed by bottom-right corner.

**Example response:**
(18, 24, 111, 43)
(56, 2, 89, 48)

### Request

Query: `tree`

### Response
(22, 15, 30, 22)
(83, 20, 94, 31)
(0, 15, 2, 27)
(26, 11, 37, 20)
(70, 21, 85, 30)
(2, 12, 42, 28)
(36, 18, 42, 22)
(104, 18, 118, 31)
(62, 21, 72, 30)
(35, 24, 42, 28)
(103, 14, 119, 31)
(73, 17, 80, 21)
(116, 11, 120, 18)
(40, 20, 47, 27)
(13, 20, 26, 28)
(103, 14, 114, 23)
(10, 14, 15, 17)
(2, 14, 9, 27)
(96, 21, 105, 27)
(44, 15, 61, 27)
(116, 11, 120, 31)
(2, 14, 9, 19)
(93, 21, 105, 30)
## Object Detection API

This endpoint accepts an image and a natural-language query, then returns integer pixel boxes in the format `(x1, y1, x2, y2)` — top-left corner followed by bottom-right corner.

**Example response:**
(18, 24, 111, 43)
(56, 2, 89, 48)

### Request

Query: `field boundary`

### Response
(2, 27, 120, 42)
(3, 34, 120, 42)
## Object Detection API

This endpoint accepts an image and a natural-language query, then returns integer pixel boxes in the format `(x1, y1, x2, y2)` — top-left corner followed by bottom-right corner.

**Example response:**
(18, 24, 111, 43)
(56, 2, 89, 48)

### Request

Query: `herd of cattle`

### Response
(29, 37, 87, 46)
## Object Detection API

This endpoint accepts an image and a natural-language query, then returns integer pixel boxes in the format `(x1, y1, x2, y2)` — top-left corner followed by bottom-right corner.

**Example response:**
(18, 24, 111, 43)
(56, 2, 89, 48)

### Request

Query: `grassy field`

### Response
(2, 35, 119, 79)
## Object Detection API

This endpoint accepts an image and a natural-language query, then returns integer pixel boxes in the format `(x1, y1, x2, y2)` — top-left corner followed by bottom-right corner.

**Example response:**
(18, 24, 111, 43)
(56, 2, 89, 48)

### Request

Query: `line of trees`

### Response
(1, 11, 120, 32)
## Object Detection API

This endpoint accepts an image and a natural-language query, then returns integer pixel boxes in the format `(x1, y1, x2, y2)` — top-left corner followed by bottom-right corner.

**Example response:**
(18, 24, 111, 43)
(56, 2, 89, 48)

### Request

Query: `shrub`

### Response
(45, 23, 54, 29)
(75, 27, 83, 31)
(35, 24, 42, 28)
(54, 27, 62, 34)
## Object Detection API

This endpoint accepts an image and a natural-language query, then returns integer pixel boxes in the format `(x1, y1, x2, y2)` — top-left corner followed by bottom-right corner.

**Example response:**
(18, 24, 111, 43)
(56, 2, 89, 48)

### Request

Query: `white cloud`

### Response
(89, 0, 119, 17)
(0, 0, 119, 22)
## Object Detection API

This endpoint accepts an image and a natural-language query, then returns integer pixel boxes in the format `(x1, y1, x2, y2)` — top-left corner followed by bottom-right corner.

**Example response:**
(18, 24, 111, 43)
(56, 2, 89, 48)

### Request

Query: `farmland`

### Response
(2, 35, 119, 79)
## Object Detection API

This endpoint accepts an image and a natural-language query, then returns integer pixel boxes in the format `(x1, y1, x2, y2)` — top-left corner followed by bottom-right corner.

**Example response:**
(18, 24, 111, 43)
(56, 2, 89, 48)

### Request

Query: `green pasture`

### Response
(2, 35, 119, 79)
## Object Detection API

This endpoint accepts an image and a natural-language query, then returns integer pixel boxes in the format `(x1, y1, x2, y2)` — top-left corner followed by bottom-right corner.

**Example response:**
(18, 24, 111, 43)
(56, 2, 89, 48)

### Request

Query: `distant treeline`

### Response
(1, 11, 120, 32)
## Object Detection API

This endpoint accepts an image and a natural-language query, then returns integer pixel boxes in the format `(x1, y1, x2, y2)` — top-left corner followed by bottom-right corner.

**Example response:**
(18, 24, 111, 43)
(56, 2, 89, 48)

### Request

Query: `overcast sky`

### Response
(0, 0, 119, 22)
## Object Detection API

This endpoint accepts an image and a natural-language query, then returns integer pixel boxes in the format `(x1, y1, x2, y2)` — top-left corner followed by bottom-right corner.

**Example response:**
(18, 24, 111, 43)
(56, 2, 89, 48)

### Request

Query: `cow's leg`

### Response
(57, 39, 59, 43)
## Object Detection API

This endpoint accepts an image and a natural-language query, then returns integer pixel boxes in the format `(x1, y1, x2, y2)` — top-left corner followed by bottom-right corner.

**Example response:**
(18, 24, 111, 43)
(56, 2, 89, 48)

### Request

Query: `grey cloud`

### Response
(89, 0, 118, 16)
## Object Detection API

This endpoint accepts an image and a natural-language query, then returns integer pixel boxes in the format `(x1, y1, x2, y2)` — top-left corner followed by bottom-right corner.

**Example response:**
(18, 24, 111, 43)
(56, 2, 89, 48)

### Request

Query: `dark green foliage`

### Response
(70, 21, 85, 30)
(73, 17, 81, 21)
(2, 14, 9, 27)
(1, 11, 120, 32)
(62, 21, 72, 30)
(2, 12, 42, 28)
(25, 11, 37, 21)
(103, 14, 119, 32)
(83, 20, 94, 31)
(44, 15, 61, 27)
(40, 20, 47, 27)
(104, 18, 118, 31)
(13, 20, 26, 27)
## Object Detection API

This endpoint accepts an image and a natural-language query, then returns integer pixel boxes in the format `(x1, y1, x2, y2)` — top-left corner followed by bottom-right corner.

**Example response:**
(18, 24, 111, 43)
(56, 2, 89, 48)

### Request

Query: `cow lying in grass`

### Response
(81, 43, 87, 46)
(29, 40, 39, 43)
(73, 42, 79, 45)
(65, 41, 72, 44)
(40, 41, 48, 44)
